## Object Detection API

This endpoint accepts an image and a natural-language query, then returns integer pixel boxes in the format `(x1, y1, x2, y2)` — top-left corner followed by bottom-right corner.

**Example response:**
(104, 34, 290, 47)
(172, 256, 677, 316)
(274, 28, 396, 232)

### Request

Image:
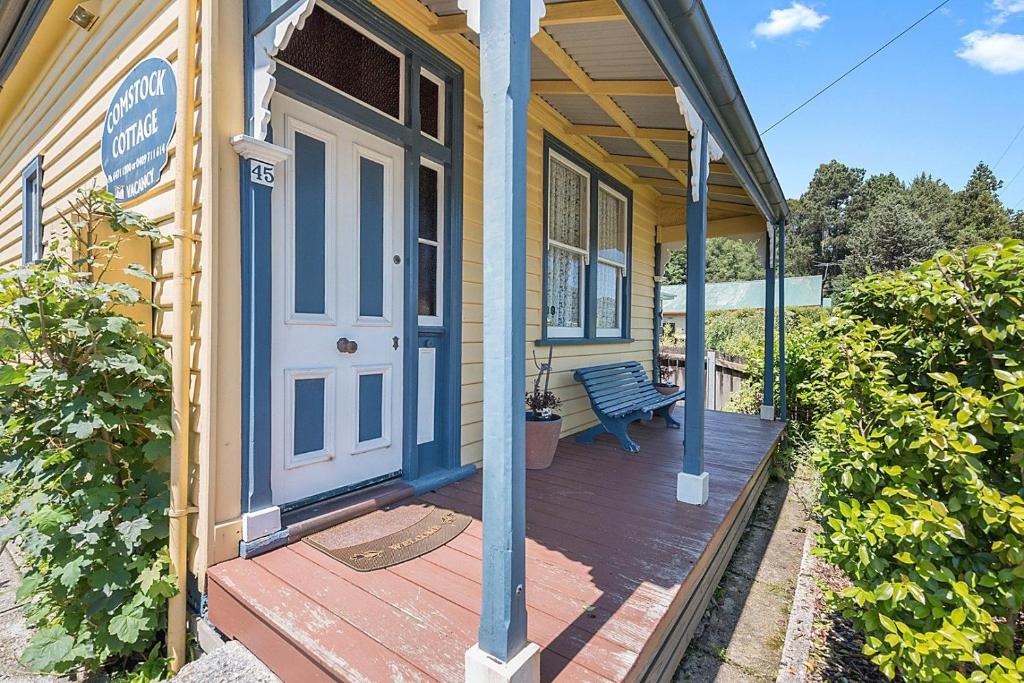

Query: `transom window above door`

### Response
(277, 4, 405, 122)
(542, 137, 633, 343)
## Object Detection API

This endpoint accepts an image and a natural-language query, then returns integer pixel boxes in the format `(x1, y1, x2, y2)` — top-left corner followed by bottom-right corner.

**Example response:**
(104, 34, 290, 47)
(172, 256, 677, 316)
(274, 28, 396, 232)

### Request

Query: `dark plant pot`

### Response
(655, 382, 679, 396)
(525, 413, 562, 470)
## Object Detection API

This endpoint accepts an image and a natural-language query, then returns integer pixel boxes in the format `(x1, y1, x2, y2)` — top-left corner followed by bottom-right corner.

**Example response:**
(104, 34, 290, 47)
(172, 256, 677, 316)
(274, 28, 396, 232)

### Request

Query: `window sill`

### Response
(534, 337, 634, 347)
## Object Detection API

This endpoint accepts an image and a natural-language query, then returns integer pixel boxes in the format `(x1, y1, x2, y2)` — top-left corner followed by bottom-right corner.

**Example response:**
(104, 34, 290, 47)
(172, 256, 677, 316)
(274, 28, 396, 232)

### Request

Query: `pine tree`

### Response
(907, 173, 956, 245)
(787, 161, 866, 284)
(844, 193, 942, 277)
(951, 162, 1012, 247)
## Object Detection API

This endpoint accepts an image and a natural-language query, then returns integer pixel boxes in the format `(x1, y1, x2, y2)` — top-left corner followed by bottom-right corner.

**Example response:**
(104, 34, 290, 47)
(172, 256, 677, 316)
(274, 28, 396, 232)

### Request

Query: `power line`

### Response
(1003, 160, 1024, 191)
(760, 0, 953, 136)
(993, 121, 1024, 170)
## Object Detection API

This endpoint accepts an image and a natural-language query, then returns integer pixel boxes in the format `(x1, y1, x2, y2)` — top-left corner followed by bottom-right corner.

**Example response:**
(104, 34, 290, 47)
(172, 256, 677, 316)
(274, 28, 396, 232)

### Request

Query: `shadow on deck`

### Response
(208, 409, 787, 682)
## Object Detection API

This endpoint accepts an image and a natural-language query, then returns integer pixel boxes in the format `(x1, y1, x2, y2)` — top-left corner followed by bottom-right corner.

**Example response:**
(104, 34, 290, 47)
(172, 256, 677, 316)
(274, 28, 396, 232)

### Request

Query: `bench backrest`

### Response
(574, 361, 662, 416)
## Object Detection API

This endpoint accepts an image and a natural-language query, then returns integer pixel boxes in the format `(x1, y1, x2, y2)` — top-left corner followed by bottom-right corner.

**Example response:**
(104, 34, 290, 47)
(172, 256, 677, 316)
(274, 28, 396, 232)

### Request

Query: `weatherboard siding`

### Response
(365, 0, 661, 467)
(0, 0, 665, 571)
(0, 0, 211, 573)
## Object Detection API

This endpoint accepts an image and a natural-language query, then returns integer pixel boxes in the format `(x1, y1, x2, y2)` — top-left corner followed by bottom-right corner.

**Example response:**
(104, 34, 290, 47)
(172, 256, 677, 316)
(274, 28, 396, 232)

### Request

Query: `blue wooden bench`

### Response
(573, 361, 684, 453)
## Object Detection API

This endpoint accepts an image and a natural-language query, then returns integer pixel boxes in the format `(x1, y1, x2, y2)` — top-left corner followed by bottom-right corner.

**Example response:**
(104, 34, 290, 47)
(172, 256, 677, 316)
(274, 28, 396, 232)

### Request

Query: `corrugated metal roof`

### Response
(654, 140, 689, 161)
(531, 46, 568, 81)
(540, 94, 618, 127)
(545, 21, 666, 81)
(611, 95, 685, 131)
(0, 0, 50, 90)
(589, 135, 649, 157)
(413, 0, 775, 215)
(661, 276, 825, 314)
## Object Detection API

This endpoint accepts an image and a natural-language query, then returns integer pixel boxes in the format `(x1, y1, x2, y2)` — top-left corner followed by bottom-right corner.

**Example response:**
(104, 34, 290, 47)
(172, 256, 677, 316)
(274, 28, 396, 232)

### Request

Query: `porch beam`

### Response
(778, 218, 787, 421)
(532, 79, 675, 96)
(467, 2, 541, 681)
(678, 126, 710, 506)
(567, 123, 687, 142)
(761, 224, 776, 421)
(607, 154, 686, 171)
(433, 0, 624, 34)
(533, 28, 689, 186)
(633, 176, 752, 201)
(605, 154, 732, 176)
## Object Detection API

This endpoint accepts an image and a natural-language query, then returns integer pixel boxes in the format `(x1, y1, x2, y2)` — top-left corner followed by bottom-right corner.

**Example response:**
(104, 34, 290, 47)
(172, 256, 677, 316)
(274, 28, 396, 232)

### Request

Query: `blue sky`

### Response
(703, 1, 1024, 206)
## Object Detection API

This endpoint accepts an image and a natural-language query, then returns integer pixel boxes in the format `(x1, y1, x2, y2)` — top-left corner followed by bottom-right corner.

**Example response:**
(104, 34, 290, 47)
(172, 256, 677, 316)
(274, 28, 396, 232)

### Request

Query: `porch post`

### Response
(231, 135, 292, 548)
(761, 224, 776, 421)
(777, 219, 787, 421)
(465, 1, 541, 681)
(678, 126, 709, 506)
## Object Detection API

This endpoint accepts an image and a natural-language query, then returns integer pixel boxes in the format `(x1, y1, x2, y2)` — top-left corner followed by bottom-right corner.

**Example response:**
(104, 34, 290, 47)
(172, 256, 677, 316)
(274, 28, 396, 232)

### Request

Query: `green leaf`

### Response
(117, 517, 152, 547)
(21, 626, 74, 673)
(108, 609, 147, 645)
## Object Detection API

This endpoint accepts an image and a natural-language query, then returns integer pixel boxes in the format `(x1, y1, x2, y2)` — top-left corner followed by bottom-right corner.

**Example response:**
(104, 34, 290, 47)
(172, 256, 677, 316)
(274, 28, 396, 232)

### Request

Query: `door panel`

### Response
(271, 95, 405, 506)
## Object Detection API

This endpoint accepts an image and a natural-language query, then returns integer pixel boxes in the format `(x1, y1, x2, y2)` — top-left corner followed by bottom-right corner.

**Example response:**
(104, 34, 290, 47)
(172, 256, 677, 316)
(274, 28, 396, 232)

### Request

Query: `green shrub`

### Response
(0, 190, 175, 677)
(810, 241, 1024, 681)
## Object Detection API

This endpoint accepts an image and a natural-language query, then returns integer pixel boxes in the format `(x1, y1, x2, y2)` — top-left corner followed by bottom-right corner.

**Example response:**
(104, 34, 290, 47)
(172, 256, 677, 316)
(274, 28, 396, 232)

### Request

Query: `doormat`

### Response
(303, 502, 471, 572)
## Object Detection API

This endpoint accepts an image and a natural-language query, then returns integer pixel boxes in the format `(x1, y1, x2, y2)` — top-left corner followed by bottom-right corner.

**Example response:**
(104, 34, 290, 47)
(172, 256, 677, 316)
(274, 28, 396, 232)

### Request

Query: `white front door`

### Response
(270, 95, 405, 506)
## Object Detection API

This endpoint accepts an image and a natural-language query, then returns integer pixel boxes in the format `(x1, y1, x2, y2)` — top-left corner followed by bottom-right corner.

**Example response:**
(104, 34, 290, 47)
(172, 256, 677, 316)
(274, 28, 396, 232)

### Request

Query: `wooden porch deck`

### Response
(208, 410, 786, 682)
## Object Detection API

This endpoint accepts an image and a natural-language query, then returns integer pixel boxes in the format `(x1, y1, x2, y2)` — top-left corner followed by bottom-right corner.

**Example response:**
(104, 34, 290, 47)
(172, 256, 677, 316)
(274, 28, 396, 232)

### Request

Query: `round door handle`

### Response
(336, 337, 358, 354)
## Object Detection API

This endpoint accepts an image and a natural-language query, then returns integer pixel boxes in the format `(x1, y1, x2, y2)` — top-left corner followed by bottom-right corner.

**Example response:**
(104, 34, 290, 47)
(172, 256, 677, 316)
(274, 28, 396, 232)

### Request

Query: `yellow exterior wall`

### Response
(0, 0, 667, 575)
(0, 0, 214, 577)
(366, 0, 661, 465)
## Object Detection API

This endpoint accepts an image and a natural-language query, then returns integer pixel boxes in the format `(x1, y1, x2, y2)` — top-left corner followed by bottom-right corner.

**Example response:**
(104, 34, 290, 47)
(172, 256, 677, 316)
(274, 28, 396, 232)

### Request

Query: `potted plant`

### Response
(655, 354, 680, 396)
(525, 348, 562, 470)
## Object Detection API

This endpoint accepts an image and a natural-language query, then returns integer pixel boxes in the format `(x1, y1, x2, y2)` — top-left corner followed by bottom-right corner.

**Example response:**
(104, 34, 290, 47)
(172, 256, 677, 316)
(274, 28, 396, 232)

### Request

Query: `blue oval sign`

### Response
(101, 57, 177, 203)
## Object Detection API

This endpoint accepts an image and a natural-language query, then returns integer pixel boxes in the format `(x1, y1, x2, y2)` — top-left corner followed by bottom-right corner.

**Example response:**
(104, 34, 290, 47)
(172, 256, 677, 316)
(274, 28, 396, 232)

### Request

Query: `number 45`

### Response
(251, 161, 275, 188)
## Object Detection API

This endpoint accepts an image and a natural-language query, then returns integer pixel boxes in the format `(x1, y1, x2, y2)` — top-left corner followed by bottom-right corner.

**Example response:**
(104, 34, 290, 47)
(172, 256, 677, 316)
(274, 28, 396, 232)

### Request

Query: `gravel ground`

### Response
(0, 545, 65, 683)
(805, 554, 895, 683)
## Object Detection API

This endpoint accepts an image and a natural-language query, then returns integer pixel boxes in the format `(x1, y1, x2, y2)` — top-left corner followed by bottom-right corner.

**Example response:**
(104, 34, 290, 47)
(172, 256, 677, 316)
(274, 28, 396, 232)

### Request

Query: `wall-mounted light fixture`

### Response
(69, 2, 99, 31)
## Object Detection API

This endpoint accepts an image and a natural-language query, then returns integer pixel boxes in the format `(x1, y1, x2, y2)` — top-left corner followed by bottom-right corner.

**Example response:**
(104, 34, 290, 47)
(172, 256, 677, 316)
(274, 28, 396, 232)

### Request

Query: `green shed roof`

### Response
(661, 275, 824, 315)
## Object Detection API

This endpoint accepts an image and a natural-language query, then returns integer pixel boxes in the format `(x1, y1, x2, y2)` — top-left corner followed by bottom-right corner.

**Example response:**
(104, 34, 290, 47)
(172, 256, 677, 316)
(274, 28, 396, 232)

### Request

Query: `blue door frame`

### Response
(239, 0, 471, 540)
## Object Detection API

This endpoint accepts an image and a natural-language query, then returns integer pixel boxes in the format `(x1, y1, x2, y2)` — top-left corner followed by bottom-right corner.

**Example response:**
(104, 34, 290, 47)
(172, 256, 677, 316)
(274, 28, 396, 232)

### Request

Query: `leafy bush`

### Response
(809, 241, 1024, 681)
(0, 190, 174, 677)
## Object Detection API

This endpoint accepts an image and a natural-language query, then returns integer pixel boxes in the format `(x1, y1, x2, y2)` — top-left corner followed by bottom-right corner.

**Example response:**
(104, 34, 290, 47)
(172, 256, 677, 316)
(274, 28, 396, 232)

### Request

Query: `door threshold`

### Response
(238, 465, 478, 559)
(282, 479, 416, 542)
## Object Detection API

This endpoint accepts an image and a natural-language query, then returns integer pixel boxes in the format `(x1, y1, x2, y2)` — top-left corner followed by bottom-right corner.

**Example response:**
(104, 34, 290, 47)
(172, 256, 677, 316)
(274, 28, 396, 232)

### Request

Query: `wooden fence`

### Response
(658, 347, 749, 411)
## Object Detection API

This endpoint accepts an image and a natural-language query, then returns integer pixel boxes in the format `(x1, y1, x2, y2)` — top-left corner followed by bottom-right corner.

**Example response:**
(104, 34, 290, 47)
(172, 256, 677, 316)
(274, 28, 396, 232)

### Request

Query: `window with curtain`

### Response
(545, 153, 589, 337)
(543, 141, 632, 342)
(596, 183, 627, 336)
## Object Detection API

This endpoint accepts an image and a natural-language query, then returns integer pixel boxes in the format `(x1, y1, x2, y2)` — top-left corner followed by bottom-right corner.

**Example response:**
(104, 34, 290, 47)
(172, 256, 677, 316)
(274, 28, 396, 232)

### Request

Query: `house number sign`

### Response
(101, 57, 177, 203)
(250, 160, 276, 188)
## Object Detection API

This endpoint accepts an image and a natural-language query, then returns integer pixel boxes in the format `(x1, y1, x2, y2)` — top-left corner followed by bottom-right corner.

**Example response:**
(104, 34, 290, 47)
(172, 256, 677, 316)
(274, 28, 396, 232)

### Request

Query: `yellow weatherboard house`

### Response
(0, 0, 792, 680)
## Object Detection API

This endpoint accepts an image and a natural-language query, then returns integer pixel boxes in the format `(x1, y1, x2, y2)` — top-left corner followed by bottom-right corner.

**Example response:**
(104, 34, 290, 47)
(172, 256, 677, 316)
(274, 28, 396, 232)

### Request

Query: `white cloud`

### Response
(957, 30, 1024, 74)
(991, 0, 1024, 26)
(754, 3, 829, 39)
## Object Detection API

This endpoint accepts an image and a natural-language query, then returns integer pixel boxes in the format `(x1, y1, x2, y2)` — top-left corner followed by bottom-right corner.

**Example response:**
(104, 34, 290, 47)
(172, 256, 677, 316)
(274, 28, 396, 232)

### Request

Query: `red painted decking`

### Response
(208, 410, 786, 682)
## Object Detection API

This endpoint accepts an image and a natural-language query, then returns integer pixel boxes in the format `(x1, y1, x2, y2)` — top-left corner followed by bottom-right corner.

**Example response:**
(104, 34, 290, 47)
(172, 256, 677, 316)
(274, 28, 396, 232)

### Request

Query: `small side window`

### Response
(22, 156, 43, 264)
(418, 161, 444, 325)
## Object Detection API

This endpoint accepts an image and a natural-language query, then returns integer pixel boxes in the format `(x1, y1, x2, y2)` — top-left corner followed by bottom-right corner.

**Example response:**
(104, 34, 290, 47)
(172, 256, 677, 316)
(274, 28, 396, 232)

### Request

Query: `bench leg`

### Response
(656, 404, 681, 429)
(608, 420, 641, 453)
(575, 424, 606, 445)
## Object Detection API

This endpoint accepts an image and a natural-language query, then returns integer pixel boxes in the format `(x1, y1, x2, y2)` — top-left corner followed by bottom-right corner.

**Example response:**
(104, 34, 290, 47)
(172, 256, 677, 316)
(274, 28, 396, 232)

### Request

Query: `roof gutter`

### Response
(0, 0, 53, 92)
(618, 0, 789, 222)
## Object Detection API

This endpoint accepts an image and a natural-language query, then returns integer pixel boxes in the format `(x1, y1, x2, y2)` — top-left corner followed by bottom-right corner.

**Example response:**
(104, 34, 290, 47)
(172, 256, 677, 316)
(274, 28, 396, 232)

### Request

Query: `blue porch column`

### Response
(465, 1, 541, 681)
(762, 224, 776, 420)
(777, 219, 787, 421)
(231, 135, 292, 550)
(678, 126, 710, 506)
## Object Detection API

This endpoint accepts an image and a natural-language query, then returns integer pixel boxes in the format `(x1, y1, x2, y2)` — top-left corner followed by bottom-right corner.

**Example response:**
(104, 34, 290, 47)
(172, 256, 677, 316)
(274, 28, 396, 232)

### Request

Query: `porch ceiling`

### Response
(418, 0, 763, 219)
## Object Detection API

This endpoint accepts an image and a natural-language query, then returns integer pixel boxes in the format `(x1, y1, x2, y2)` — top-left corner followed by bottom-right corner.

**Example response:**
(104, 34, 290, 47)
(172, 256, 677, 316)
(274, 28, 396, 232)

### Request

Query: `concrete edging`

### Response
(777, 527, 817, 682)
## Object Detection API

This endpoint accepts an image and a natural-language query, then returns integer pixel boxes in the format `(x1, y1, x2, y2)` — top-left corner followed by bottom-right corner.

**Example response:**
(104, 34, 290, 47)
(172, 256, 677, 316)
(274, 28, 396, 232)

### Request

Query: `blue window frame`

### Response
(21, 156, 43, 264)
(540, 135, 633, 345)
